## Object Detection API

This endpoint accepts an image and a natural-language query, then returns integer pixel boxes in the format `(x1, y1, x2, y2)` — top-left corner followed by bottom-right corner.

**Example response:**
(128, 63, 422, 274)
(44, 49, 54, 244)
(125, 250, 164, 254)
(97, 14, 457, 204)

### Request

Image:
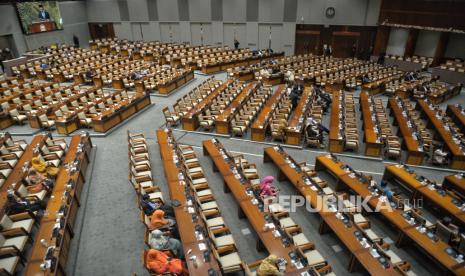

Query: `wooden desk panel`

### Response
(328, 90, 344, 153)
(359, 92, 382, 157)
(25, 134, 92, 276)
(203, 140, 310, 275)
(312, 155, 465, 275)
(0, 135, 47, 218)
(182, 79, 234, 131)
(264, 148, 401, 276)
(251, 85, 286, 141)
(286, 87, 313, 145)
(156, 130, 221, 275)
(387, 98, 424, 165)
(383, 165, 465, 227)
(215, 82, 257, 134)
(416, 100, 465, 170)
(447, 105, 465, 131)
(443, 175, 465, 196)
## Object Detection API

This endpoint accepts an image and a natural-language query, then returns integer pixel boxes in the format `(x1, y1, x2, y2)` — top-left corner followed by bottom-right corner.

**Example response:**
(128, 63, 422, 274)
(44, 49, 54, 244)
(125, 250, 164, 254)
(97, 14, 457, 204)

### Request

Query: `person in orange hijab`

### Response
(150, 209, 175, 231)
(146, 249, 187, 275)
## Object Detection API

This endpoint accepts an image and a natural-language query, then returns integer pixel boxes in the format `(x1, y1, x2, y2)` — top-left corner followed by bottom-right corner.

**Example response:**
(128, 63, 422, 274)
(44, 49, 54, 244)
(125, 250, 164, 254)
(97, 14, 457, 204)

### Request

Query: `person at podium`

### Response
(38, 4, 50, 20)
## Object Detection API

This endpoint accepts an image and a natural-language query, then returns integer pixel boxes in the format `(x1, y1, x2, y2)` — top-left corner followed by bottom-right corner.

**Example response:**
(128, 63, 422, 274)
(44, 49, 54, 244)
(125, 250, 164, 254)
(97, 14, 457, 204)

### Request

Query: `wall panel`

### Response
(190, 23, 213, 46)
(414, 30, 440, 57)
(386, 27, 408, 56)
(160, 23, 180, 42)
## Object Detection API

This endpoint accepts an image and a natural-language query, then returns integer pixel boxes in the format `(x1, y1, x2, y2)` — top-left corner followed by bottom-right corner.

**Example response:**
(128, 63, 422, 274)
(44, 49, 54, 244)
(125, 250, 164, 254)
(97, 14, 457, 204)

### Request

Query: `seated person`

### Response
(140, 195, 175, 217)
(432, 147, 449, 165)
(145, 249, 187, 275)
(6, 189, 44, 214)
(149, 229, 184, 258)
(259, 176, 278, 198)
(24, 168, 53, 193)
(257, 255, 283, 276)
(150, 209, 176, 231)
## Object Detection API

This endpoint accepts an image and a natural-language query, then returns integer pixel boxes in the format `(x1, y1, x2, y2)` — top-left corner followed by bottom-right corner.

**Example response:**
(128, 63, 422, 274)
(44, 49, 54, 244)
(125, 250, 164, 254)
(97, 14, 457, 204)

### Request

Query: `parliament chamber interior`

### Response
(0, 0, 465, 275)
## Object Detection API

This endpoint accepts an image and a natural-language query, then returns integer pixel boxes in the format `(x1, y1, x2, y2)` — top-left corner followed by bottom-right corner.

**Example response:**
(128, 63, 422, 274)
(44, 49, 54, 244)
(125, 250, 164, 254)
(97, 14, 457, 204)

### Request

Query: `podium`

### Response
(28, 21, 57, 33)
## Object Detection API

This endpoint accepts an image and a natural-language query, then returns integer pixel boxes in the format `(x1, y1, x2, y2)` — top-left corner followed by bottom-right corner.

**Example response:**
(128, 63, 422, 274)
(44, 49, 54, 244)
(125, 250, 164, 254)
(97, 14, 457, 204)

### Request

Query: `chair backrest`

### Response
(436, 221, 453, 243)
(39, 114, 48, 122)
(0, 215, 13, 229)
(0, 233, 5, 246)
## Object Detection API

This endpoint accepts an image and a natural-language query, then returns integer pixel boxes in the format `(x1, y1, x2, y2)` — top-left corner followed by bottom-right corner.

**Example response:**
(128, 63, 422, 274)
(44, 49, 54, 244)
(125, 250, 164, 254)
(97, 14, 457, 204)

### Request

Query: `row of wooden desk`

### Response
(200, 53, 284, 74)
(24, 134, 92, 276)
(416, 100, 465, 170)
(156, 130, 222, 275)
(0, 135, 47, 219)
(387, 98, 425, 165)
(55, 92, 151, 134)
(264, 148, 405, 275)
(250, 85, 286, 141)
(383, 165, 465, 228)
(286, 87, 313, 145)
(215, 82, 258, 134)
(314, 155, 465, 275)
(181, 79, 234, 131)
(202, 139, 312, 275)
(360, 92, 383, 157)
(328, 90, 345, 153)
(447, 105, 465, 130)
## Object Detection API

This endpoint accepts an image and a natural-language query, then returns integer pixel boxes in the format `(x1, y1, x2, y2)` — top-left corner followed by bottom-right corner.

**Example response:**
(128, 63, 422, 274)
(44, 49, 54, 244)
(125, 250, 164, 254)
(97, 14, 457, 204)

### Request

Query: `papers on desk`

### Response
(198, 242, 206, 251)
(187, 207, 195, 213)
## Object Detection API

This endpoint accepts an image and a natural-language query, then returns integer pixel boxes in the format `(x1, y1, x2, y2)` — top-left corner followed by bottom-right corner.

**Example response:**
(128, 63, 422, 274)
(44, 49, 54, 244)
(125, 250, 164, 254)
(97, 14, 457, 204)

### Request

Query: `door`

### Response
(160, 23, 180, 43)
(88, 23, 115, 40)
(190, 23, 212, 46)
(258, 24, 271, 50)
(131, 23, 144, 41)
(223, 23, 246, 49)
(295, 31, 320, 55)
(332, 32, 360, 58)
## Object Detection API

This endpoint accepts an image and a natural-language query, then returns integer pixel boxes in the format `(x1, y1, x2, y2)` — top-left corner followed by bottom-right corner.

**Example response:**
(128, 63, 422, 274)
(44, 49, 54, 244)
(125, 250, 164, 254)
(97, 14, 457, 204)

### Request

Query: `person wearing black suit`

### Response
(38, 5, 50, 20)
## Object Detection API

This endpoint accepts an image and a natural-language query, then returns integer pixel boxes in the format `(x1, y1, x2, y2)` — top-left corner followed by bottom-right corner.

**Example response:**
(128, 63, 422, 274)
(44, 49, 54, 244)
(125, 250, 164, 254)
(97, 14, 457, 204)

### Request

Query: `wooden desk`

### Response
(24, 134, 92, 276)
(203, 140, 310, 275)
(92, 93, 150, 133)
(416, 100, 465, 170)
(286, 87, 313, 145)
(0, 135, 47, 219)
(447, 105, 465, 130)
(55, 116, 80, 135)
(443, 175, 465, 197)
(250, 85, 285, 141)
(215, 82, 257, 134)
(156, 130, 221, 275)
(359, 92, 382, 157)
(328, 90, 344, 153)
(181, 80, 234, 131)
(316, 155, 465, 275)
(387, 98, 424, 165)
(383, 165, 465, 227)
(264, 148, 402, 275)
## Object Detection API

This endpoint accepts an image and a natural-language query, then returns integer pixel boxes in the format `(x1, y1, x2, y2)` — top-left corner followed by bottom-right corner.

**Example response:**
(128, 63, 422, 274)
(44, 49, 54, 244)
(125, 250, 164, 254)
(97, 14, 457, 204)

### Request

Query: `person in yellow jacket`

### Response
(256, 255, 283, 276)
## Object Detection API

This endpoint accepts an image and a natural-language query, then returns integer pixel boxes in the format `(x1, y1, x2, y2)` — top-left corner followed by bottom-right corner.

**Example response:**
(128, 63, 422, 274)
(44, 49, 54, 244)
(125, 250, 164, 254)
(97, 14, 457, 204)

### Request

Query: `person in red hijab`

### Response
(259, 176, 278, 197)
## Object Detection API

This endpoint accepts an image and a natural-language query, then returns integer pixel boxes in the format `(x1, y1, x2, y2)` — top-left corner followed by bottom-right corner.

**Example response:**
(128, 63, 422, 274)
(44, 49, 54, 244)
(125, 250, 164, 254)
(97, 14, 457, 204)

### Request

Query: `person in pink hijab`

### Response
(259, 176, 278, 197)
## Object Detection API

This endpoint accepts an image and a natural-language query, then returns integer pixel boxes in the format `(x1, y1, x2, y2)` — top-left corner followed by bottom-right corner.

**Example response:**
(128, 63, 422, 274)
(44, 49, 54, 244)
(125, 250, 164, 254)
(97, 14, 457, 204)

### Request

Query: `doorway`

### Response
(88, 23, 115, 40)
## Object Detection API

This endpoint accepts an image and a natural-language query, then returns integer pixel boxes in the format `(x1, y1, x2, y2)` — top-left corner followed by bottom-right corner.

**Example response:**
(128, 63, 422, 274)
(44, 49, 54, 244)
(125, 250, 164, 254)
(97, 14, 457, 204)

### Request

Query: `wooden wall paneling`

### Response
(88, 23, 115, 40)
(331, 31, 360, 58)
(295, 30, 320, 55)
(432, 32, 450, 67)
(404, 28, 419, 57)
(373, 26, 390, 56)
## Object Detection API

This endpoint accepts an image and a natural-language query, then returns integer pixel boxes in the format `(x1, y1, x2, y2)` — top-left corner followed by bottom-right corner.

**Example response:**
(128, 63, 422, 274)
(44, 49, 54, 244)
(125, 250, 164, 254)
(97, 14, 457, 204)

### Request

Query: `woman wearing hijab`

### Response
(149, 229, 184, 258)
(257, 255, 283, 276)
(146, 249, 186, 275)
(150, 209, 175, 231)
(259, 176, 278, 197)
